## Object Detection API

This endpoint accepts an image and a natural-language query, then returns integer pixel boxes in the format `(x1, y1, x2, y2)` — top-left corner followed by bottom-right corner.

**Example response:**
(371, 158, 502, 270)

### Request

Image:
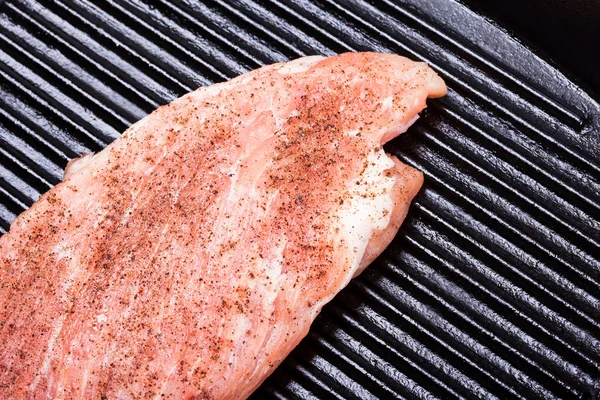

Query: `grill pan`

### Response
(1, 0, 599, 398)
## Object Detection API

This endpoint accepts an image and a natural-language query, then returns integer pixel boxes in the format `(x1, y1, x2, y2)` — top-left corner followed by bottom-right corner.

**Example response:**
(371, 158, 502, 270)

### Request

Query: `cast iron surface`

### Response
(0, 0, 599, 398)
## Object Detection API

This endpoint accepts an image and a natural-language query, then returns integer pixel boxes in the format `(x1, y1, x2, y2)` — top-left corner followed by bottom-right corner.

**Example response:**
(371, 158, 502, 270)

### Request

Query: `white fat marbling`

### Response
(337, 147, 396, 272)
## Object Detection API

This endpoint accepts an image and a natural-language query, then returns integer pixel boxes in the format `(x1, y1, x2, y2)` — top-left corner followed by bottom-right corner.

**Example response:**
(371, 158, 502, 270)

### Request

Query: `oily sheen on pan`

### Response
(0, 53, 446, 399)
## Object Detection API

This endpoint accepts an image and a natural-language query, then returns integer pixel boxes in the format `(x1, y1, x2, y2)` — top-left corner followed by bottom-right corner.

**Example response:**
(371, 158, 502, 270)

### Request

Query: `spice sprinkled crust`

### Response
(0, 52, 446, 399)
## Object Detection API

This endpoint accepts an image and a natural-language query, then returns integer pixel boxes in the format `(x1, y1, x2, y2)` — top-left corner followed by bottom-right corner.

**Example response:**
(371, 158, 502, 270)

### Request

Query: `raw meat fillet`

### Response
(0, 52, 446, 399)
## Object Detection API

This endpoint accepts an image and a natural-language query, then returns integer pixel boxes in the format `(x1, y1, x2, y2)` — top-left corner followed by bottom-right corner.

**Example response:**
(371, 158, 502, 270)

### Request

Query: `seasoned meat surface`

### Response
(0, 52, 446, 399)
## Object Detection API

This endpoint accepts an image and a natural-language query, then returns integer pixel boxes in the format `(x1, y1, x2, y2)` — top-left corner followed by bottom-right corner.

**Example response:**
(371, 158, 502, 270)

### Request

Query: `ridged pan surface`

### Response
(0, 0, 599, 398)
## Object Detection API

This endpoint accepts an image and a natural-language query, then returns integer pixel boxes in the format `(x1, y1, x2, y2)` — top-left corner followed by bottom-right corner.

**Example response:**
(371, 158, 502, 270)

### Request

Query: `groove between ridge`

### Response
(4, 2, 160, 111)
(0, 84, 94, 158)
(71, 0, 226, 84)
(420, 106, 600, 229)
(322, 305, 501, 399)
(391, 233, 599, 376)
(407, 137, 600, 280)
(336, 282, 568, 399)
(397, 214, 600, 370)
(0, 46, 118, 143)
(0, 132, 59, 189)
(168, 0, 289, 64)
(122, 0, 266, 72)
(364, 258, 585, 398)
(17, 0, 180, 103)
(405, 201, 600, 360)
(0, 27, 138, 128)
(43, 0, 193, 94)
(302, 334, 384, 400)
(410, 182, 600, 327)
(412, 122, 600, 254)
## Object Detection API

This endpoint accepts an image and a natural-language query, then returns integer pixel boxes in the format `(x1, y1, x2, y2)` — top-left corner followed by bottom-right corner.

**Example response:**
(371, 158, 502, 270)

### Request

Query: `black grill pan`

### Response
(0, 0, 599, 398)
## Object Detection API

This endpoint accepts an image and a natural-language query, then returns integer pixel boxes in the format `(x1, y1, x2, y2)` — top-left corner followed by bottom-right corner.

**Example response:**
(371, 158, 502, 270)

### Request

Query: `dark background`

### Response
(463, 0, 600, 95)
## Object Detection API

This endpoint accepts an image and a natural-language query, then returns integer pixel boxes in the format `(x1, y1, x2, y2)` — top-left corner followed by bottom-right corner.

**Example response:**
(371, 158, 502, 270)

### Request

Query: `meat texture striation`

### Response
(0, 52, 446, 399)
